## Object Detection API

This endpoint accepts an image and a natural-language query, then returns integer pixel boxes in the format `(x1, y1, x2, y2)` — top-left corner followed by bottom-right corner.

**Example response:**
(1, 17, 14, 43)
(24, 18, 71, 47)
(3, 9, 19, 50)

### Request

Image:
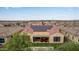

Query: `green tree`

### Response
(0, 33, 32, 51)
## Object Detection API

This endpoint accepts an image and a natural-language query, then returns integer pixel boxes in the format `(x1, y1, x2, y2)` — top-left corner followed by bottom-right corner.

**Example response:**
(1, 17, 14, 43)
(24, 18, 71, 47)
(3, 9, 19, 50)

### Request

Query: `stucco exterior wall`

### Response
(21, 32, 64, 43)
(33, 32, 49, 36)
(49, 33, 64, 43)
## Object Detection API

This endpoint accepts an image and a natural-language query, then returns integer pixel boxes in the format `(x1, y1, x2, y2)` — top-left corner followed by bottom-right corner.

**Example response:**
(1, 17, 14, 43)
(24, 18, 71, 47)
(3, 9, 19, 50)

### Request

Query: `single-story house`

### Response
(22, 24, 64, 43)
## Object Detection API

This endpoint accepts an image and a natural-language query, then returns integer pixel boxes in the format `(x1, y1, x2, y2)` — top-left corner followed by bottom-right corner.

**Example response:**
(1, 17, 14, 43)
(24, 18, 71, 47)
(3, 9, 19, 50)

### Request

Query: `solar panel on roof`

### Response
(31, 25, 52, 31)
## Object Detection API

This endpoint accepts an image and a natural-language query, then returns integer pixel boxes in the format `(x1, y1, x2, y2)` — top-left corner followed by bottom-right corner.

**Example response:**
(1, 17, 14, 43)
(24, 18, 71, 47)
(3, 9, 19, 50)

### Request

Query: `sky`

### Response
(0, 7, 79, 21)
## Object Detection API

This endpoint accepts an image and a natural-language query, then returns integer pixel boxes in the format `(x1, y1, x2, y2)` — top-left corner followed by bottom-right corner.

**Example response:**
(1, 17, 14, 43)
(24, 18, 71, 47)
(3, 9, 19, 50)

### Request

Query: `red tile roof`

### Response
(23, 25, 60, 35)
(23, 26, 33, 34)
(47, 25, 60, 35)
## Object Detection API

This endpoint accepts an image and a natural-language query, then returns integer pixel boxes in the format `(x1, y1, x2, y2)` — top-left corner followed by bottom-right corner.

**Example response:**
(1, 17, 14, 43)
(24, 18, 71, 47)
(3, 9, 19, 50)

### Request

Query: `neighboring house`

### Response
(22, 23, 64, 43)
(61, 27, 79, 43)
(0, 27, 23, 45)
(0, 32, 5, 45)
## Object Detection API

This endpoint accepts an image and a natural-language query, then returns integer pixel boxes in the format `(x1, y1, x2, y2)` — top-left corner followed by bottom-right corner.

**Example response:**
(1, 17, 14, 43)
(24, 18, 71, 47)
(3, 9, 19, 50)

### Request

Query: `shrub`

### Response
(54, 42, 79, 51)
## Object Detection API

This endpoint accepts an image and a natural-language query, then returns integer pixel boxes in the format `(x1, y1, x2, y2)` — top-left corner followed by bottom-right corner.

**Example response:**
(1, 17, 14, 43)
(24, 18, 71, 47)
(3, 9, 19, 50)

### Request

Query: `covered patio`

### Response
(33, 36, 49, 43)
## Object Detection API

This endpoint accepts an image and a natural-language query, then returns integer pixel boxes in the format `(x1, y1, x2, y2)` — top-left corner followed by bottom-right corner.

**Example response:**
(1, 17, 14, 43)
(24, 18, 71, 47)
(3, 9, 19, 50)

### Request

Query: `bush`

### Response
(54, 42, 79, 51)
(32, 43, 61, 48)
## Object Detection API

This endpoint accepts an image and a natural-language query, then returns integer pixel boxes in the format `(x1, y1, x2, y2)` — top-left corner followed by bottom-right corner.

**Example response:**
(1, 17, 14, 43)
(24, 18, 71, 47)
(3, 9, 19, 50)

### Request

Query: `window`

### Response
(33, 37, 49, 42)
(0, 38, 5, 43)
(33, 37, 40, 42)
(53, 37, 60, 42)
(40, 37, 49, 42)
